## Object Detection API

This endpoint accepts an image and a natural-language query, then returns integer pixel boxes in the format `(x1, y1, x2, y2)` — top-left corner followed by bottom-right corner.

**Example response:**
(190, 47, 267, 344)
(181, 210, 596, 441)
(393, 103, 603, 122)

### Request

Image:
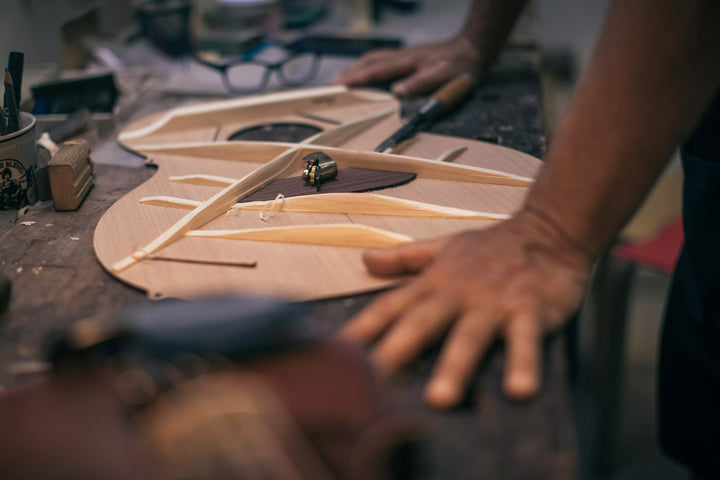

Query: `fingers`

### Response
(502, 311, 542, 399)
(391, 62, 456, 97)
(371, 291, 459, 373)
(333, 50, 416, 87)
(340, 224, 561, 410)
(340, 282, 424, 343)
(340, 239, 446, 342)
(424, 310, 498, 409)
(362, 238, 445, 276)
(346, 295, 545, 409)
(424, 308, 544, 409)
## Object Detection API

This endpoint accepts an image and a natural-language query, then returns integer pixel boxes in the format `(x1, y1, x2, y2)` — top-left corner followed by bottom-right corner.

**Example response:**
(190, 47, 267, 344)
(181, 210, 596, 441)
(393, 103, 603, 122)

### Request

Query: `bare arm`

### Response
(333, 0, 527, 96)
(457, 0, 528, 74)
(528, 0, 720, 258)
(341, 0, 720, 409)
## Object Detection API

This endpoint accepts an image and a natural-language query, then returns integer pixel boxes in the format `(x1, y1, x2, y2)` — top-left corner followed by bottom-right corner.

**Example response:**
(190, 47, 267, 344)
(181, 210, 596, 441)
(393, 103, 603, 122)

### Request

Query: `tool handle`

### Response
(0, 271, 11, 314)
(8, 52, 23, 107)
(432, 73, 475, 110)
(375, 73, 476, 152)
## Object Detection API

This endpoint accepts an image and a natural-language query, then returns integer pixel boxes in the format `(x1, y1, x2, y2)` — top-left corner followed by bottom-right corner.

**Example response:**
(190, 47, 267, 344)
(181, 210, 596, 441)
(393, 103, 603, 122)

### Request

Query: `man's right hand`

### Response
(339, 211, 595, 409)
(332, 36, 482, 97)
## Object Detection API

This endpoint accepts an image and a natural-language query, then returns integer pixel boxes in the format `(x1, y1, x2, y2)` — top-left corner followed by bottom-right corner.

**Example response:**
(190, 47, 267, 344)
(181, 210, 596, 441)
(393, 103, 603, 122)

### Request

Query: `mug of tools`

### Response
(0, 112, 37, 210)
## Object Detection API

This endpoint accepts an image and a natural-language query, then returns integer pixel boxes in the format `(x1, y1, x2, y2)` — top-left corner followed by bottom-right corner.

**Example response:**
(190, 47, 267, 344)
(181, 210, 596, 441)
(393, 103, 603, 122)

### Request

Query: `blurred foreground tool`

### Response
(0, 272, 10, 314)
(31, 73, 118, 114)
(0, 297, 424, 480)
(374, 73, 475, 153)
(7, 52, 23, 108)
(45, 108, 94, 143)
(3, 69, 19, 134)
(48, 139, 95, 211)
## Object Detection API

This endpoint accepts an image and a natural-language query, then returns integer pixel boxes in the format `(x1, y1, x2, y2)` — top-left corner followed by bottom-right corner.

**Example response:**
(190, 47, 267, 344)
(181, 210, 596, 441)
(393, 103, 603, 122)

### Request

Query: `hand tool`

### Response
(4, 70, 19, 134)
(0, 272, 11, 314)
(374, 73, 475, 153)
(7, 52, 23, 108)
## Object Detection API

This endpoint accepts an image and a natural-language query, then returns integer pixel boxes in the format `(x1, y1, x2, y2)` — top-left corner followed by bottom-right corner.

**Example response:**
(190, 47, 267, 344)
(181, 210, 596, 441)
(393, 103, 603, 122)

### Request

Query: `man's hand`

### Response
(332, 36, 482, 97)
(339, 212, 594, 409)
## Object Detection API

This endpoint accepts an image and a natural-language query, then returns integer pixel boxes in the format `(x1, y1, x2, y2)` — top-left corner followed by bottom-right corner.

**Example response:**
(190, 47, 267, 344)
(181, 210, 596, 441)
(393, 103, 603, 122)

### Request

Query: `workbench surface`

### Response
(0, 37, 576, 480)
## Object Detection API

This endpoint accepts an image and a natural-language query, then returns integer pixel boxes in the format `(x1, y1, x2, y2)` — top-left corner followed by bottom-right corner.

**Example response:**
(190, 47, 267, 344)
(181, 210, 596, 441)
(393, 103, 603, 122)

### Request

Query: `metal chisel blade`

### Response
(374, 120, 420, 153)
(373, 73, 475, 153)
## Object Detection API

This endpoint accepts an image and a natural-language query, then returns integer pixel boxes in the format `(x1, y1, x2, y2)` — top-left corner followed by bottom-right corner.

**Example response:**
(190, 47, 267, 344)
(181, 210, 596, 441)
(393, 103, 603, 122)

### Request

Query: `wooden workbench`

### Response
(0, 49, 576, 479)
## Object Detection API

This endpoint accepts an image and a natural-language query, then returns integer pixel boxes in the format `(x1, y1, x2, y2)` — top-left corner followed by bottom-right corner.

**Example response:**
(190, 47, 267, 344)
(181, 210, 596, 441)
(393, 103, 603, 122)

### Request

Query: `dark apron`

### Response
(659, 94, 720, 476)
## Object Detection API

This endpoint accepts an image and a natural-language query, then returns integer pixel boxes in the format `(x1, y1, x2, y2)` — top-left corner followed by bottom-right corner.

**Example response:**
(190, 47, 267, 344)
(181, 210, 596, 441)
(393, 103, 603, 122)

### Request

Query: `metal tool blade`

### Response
(374, 120, 420, 153)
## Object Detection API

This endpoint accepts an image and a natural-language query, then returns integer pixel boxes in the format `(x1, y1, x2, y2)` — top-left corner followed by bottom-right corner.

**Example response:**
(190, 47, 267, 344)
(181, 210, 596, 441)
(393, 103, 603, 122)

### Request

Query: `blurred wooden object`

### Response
(49, 139, 95, 211)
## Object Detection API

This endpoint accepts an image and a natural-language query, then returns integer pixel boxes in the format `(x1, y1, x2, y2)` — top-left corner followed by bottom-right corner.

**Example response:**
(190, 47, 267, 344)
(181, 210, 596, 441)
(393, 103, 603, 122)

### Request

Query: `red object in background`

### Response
(613, 217, 684, 274)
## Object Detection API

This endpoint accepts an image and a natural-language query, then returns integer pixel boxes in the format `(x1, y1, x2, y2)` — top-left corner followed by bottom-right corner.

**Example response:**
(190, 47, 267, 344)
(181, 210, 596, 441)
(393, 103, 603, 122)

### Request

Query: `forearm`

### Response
(458, 0, 528, 72)
(523, 0, 720, 259)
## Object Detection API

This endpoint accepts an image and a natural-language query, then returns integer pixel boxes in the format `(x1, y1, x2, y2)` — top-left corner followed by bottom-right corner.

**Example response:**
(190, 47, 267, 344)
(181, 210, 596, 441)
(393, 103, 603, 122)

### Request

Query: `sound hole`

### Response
(228, 123, 322, 143)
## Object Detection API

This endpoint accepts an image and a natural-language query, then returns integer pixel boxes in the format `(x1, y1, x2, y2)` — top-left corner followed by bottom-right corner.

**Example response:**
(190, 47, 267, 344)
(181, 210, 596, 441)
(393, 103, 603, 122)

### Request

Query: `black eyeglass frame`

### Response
(193, 50, 322, 94)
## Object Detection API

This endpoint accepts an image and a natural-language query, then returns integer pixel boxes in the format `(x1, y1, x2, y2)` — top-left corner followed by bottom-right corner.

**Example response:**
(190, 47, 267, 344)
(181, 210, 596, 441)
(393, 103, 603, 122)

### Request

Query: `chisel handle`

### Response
(433, 73, 476, 110)
(419, 73, 476, 117)
(8, 52, 23, 108)
(374, 73, 476, 152)
(0, 272, 11, 314)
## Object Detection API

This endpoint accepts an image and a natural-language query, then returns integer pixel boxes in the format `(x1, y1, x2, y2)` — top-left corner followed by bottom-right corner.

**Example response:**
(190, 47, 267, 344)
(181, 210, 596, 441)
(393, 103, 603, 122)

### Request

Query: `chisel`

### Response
(4, 70, 19, 134)
(374, 73, 476, 153)
(8, 52, 23, 108)
(0, 272, 11, 314)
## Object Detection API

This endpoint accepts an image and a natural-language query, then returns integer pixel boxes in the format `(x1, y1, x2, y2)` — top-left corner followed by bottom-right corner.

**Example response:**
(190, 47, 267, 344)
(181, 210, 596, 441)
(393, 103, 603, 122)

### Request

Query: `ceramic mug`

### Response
(0, 112, 37, 210)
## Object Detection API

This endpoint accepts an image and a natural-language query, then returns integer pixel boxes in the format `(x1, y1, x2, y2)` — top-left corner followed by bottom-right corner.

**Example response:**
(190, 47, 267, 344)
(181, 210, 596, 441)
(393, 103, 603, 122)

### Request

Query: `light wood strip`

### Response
(111, 147, 303, 272)
(169, 174, 235, 187)
(139, 193, 511, 220)
(119, 86, 350, 141)
(134, 142, 533, 186)
(187, 224, 413, 248)
(436, 145, 468, 163)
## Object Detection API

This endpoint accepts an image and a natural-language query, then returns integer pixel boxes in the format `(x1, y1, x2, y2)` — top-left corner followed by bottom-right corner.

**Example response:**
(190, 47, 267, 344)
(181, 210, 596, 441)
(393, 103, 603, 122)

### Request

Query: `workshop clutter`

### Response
(138, 0, 329, 58)
(137, 0, 194, 57)
(1, 49, 35, 209)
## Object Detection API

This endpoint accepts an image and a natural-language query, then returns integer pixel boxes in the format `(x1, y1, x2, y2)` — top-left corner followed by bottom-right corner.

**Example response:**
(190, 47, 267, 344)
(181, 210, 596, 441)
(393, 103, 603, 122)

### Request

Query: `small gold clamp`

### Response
(302, 152, 338, 192)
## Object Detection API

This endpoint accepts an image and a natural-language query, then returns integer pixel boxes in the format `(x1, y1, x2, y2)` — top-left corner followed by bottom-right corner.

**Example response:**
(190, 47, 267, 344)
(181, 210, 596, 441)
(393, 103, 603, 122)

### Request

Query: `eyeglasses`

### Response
(193, 43, 321, 94)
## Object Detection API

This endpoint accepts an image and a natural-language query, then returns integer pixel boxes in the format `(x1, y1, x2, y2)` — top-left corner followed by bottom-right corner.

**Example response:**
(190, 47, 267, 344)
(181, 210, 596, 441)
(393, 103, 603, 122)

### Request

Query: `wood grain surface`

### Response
(95, 87, 541, 300)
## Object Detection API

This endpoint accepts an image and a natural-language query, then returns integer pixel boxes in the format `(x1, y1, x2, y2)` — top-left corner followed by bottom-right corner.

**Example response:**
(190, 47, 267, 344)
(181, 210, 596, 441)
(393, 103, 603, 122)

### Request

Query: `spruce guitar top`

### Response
(94, 86, 540, 300)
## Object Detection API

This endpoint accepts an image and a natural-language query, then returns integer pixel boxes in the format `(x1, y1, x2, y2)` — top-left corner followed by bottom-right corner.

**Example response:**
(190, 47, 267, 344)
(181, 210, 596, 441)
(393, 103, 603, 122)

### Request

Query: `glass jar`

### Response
(192, 0, 282, 56)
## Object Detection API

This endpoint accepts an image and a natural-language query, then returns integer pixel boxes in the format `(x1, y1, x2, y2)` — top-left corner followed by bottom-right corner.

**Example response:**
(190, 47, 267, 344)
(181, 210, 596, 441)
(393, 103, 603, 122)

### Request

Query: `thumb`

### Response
(363, 238, 447, 275)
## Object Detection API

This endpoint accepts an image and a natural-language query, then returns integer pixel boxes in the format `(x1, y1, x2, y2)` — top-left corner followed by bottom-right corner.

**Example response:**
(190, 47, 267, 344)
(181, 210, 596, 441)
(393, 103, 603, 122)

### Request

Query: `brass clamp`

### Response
(302, 152, 337, 191)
